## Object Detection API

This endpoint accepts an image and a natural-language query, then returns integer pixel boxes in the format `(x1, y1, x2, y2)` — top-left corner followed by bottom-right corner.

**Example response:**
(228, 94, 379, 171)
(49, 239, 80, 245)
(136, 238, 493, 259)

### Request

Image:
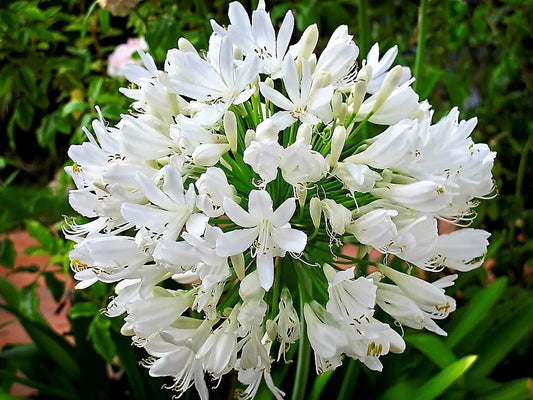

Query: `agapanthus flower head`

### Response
(66, 1, 495, 398)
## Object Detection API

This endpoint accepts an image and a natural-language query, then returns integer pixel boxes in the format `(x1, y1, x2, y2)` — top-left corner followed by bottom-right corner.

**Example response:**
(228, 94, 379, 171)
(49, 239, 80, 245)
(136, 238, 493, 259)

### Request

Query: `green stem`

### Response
(292, 284, 311, 400)
(413, 0, 428, 93)
(357, 0, 369, 58)
(515, 133, 532, 197)
(338, 358, 360, 399)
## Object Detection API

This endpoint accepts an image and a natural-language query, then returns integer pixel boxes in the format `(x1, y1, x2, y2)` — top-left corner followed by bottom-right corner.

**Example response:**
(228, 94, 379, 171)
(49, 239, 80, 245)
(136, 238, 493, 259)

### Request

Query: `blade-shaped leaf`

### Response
(414, 355, 478, 400)
(446, 277, 506, 348)
(406, 334, 457, 369)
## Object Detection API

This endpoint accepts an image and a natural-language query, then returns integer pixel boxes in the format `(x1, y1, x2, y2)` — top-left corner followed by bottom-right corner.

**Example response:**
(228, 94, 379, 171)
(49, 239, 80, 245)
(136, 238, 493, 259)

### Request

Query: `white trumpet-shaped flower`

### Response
(216, 190, 307, 290)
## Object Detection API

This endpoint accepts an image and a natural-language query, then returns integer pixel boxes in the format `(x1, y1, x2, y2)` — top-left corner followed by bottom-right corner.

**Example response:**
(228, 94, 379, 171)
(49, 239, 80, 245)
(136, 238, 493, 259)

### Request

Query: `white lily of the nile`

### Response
(216, 190, 307, 290)
(65, 1, 496, 398)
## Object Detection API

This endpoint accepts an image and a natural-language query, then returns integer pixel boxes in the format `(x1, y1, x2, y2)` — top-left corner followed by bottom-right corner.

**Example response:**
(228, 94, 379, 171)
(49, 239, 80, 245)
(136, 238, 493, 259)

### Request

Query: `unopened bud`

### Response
(298, 24, 319, 59)
(371, 65, 403, 113)
(230, 253, 245, 280)
(296, 184, 307, 208)
(245, 129, 255, 147)
(350, 64, 372, 114)
(178, 38, 196, 53)
(296, 123, 312, 145)
(192, 143, 230, 166)
(224, 111, 238, 153)
(332, 92, 343, 119)
(265, 77, 275, 88)
(329, 125, 346, 168)
(310, 197, 322, 230)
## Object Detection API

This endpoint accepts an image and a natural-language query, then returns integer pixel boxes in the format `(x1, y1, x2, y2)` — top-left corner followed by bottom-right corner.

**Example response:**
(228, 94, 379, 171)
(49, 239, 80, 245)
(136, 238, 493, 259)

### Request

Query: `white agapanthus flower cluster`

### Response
(66, 1, 495, 399)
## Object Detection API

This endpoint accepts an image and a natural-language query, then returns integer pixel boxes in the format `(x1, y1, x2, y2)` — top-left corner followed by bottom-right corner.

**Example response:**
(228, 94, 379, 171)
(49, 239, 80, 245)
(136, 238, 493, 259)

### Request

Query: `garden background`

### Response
(0, 0, 532, 399)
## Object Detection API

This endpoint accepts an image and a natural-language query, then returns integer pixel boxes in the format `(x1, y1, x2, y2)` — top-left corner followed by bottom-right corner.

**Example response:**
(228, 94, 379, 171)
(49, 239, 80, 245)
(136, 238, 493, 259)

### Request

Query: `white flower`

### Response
(347, 208, 398, 250)
(259, 57, 334, 130)
(216, 190, 307, 290)
(324, 264, 376, 324)
(120, 166, 204, 241)
(211, 0, 294, 78)
(170, 37, 260, 119)
(195, 167, 236, 217)
(363, 43, 411, 94)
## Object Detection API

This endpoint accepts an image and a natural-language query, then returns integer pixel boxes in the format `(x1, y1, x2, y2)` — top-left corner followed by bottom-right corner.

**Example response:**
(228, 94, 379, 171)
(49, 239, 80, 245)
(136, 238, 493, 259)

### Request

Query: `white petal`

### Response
(271, 226, 307, 253)
(223, 197, 257, 227)
(259, 82, 294, 110)
(256, 252, 274, 290)
(271, 198, 296, 226)
(216, 228, 259, 256)
(248, 190, 273, 219)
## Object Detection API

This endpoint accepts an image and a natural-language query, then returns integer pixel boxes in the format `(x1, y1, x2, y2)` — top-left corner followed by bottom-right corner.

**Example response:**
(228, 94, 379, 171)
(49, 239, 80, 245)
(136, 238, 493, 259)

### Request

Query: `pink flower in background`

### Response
(107, 38, 148, 77)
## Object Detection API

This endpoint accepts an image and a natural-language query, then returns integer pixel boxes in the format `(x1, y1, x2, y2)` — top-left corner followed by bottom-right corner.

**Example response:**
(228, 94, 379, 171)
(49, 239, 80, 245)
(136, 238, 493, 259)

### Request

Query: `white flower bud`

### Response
(310, 197, 322, 230)
(231, 253, 245, 280)
(296, 123, 312, 145)
(178, 38, 196, 53)
(224, 111, 238, 153)
(328, 125, 346, 168)
(297, 24, 319, 60)
(244, 129, 255, 147)
(371, 65, 404, 113)
(192, 143, 231, 166)
(350, 64, 372, 114)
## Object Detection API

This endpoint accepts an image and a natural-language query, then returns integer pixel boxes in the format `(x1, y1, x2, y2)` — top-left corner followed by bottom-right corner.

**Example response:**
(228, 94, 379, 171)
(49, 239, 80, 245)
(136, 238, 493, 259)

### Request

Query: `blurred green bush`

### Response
(0, 0, 531, 399)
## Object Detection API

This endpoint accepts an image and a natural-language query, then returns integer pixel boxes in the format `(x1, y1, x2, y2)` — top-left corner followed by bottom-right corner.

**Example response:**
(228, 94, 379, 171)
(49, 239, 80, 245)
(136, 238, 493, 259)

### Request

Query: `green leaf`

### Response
(17, 67, 37, 100)
(406, 334, 456, 369)
(68, 301, 99, 319)
(89, 317, 116, 363)
(309, 370, 334, 400)
(446, 277, 507, 348)
(0, 278, 20, 309)
(25, 220, 54, 250)
(61, 100, 88, 117)
(99, 8, 110, 30)
(44, 273, 65, 303)
(468, 297, 533, 378)
(14, 100, 34, 131)
(0, 238, 15, 269)
(414, 355, 478, 400)
(19, 284, 43, 322)
(476, 378, 533, 400)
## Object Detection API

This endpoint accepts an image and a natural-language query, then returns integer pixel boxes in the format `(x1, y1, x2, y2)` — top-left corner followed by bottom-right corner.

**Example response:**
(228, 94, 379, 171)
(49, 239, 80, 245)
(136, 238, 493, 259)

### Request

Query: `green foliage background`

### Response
(0, 0, 531, 399)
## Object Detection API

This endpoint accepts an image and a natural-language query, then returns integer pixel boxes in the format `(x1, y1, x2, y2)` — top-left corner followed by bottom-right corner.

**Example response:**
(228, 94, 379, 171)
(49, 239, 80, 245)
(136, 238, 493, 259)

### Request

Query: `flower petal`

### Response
(271, 197, 296, 226)
(248, 190, 273, 219)
(271, 226, 307, 253)
(216, 227, 259, 257)
(223, 197, 257, 227)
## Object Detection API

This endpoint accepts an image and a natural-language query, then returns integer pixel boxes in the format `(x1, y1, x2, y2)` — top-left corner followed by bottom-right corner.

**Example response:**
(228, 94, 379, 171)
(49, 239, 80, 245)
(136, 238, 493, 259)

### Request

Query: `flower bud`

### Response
(371, 65, 403, 113)
(310, 197, 322, 230)
(230, 253, 245, 280)
(328, 125, 346, 168)
(224, 110, 238, 153)
(297, 24, 319, 60)
(296, 123, 312, 145)
(350, 64, 372, 114)
(192, 143, 230, 166)
(178, 38, 196, 53)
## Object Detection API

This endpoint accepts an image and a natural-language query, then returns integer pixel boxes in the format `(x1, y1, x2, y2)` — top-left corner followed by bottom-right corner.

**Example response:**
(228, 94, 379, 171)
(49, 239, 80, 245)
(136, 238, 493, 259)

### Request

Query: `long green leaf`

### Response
(0, 370, 80, 400)
(0, 304, 80, 380)
(414, 355, 478, 400)
(406, 334, 456, 369)
(309, 370, 334, 400)
(446, 277, 506, 348)
(476, 378, 533, 400)
(468, 298, 533, 378)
